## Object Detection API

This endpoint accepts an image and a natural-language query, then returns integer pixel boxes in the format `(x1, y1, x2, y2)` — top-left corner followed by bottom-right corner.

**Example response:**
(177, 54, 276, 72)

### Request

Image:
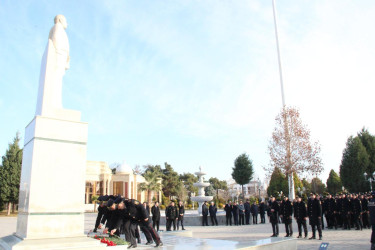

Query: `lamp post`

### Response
(364, 172, 375, 192)
(258, 178, 261, 200)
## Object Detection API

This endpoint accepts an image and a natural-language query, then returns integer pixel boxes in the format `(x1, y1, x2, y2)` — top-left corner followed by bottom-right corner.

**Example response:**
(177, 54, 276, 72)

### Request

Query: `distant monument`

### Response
(0, 15, 104, 249)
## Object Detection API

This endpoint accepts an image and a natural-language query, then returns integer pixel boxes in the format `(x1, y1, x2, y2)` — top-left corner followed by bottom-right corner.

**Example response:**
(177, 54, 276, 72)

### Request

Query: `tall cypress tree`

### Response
(0, 133, 23, 215)
(340, 136, 369, 192)
(326, 169, 342, 194)
(358, 128, 375, 176)
(267, 167, 288, 197)
(232, 153, 254, 198)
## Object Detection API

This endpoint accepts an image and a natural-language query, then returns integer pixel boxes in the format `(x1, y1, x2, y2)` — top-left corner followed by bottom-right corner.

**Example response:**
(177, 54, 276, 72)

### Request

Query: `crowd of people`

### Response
(93, 195, 163, 248)
(266, 192, 375, 242)
(223, 200, 267, 226)
(93, 192, 375, 249)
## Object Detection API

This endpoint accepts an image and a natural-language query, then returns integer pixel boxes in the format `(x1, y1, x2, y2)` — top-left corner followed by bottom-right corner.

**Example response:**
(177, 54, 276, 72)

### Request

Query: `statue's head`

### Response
(54, 15, 67, 29)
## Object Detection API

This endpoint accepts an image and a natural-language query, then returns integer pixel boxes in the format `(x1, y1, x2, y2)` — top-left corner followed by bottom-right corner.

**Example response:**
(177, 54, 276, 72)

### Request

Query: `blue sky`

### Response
(1, 0, 375, 183)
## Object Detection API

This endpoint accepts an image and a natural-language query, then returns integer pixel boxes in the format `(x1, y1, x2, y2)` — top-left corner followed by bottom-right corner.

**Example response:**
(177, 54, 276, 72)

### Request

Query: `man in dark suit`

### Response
(294, 196, 308, 238)
(151, 201, 161, 231)
(309, 194, 323, 240)
(280, 196, 293, 237)
(244, 200, 251, 225)
(166, 201, 177, 231)
(232, 201, 239, 226)
(177, 201, 185, 230)
(259, 201, 266, 223)
(202, 201, 209, 226)
(209, 201, 218, 226)
(251, 202, 259, 224)
(268, 197, 279, 237)
(224, 201, 232, 226)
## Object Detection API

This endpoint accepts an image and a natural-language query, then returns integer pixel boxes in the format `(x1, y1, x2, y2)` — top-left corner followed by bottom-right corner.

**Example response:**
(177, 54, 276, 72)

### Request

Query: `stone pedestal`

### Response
(0, 112, 106, 249)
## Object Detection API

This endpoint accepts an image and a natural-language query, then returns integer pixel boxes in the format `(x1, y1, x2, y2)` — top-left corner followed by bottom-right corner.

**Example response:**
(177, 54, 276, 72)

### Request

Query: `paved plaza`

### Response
(0, 213, 372, 249)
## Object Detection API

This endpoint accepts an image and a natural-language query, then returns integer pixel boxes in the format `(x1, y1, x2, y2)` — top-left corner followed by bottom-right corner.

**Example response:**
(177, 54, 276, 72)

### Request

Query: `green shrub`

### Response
(159, 204, 166, 210)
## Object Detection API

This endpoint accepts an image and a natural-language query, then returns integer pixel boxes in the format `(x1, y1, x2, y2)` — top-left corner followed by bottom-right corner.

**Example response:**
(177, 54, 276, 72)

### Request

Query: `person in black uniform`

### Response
(103, 197, 125, 237)
(151, 201, 161, 232)
(280, 196, 293, 237)
(325, 194, 337, 229)
(251, 202, 259, 225)
(126, 199, 140, 248)
(268, 197, 279, 237)
(341, 194, 352, 230)
(166, 201, 177, 231)
(352, 194, 363, 230)
(259, 201, 266, 224)
(177, 201, 185, 230)
(361, 194, 370, 229)
(232, 201, 239, 226)
(202, 201, 209, 226)
(137, 200, 163, 247)
(140, 202, 154, 245)
(309, 194, 323, 240)
(238, 201, 245, 225)
(294, 196, 308, 238)
(224, 201, 233, 226)
(209, 201, 218, 226)
(368, 191, 375, 250)
(244, 200, 251, 225)
(336, 194, 343, 228)
(93, 195, 108, 232)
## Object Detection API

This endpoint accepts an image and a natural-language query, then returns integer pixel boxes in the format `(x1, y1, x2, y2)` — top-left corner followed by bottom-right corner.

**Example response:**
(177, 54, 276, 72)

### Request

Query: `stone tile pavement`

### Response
(0, 213, 372, 249)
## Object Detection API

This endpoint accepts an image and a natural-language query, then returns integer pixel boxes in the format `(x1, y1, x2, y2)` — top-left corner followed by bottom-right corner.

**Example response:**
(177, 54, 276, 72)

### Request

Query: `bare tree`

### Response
(266, 107, 323, 198)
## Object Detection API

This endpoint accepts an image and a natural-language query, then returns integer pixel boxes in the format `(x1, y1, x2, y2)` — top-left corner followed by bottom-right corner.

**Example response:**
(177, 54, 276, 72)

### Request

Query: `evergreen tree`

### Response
(0, 133, 22, 215)
(179, 172, 198, 198)
(162, 162, 182, 199)
(311, 177, 326, 194)
(232, 153, 254, 198)
(326, 169, 342, 194)
(267, 167, 288, 197)
(358, 128, 375, 176)
(340, 136, 369, 192)
(208, 177, 228, 198)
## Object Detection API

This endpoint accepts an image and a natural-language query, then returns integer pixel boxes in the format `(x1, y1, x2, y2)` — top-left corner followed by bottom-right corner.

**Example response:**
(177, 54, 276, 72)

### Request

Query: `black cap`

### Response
(107, 199, 114, 207)
(114, 195, 123, 204)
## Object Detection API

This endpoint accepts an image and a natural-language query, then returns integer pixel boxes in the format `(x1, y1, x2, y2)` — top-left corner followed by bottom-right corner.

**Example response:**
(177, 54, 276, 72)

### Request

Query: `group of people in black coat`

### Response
(165, 201, 186, 231)
(93, 195, 163, 248)
(268, 194, 323, 240)
(201, 201, 219, 226)
(224, 200, 266, 226)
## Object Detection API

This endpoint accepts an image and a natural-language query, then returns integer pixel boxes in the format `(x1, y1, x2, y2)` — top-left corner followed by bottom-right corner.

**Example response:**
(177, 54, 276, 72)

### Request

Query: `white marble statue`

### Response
(35, 14, 70, 117)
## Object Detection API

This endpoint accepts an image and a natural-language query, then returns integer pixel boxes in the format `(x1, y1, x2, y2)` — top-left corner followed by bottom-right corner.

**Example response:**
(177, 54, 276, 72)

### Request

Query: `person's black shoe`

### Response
(182, 228, 185, 230)
(127, 244, 133, 249)
(284, 234, 289, 237)
(137, 239, 141, 244)
(155, 242, 163, 247)
(304, 235, 308, 239)
(309, 237, 315, 240)
(270, 234, 276, 237)
(319, 236, 322, 240)
(93, 229, 97, 233)
(297, 235, 302, 238)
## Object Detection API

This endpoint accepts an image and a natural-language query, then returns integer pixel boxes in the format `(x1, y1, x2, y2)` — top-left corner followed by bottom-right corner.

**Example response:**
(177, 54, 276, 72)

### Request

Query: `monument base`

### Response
(0, 235, 107, 250)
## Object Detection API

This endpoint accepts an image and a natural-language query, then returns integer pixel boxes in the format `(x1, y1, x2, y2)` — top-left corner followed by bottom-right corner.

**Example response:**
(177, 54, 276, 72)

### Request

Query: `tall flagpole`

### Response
(272, 0, 286, 107)
(272, 0, 295, 200)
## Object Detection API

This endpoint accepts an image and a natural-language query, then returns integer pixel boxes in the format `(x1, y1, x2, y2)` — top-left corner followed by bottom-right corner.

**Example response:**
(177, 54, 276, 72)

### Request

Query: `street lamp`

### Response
(258, 178, 261, 200)
(364, 172, 375, 192)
